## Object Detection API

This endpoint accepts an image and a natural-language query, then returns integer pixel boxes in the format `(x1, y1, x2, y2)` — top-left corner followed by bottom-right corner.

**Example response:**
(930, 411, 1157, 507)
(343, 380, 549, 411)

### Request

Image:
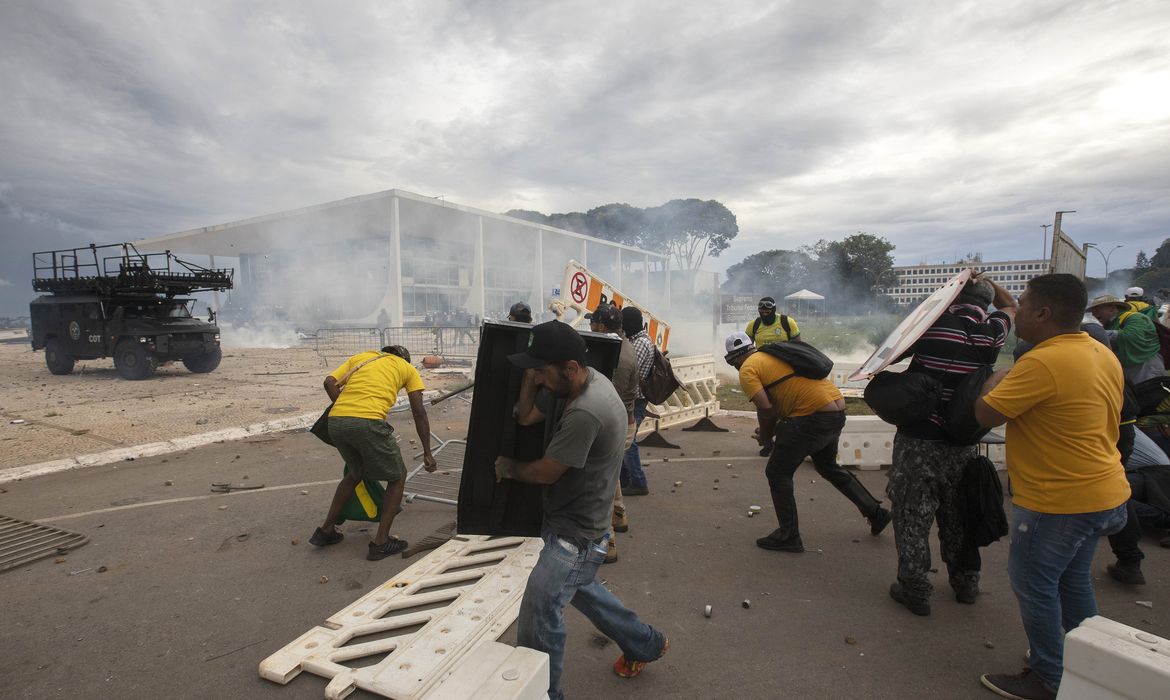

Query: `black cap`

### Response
(584, 303, 622, 329)
(507, 320, 587, 369)
(508, 301, 532, 322)
(621, 305, 644, 337)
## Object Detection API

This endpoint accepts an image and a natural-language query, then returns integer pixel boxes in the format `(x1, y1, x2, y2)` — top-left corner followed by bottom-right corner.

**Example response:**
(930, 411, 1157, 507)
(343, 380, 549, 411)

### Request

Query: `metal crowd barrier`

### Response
(312, 326, 482, 366)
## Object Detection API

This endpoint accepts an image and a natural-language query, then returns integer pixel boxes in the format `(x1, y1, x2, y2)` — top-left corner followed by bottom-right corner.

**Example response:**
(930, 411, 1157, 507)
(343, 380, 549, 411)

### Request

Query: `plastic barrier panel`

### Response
(560, 260, 670, 351)
(259, 535, 542, 700)
(1059, 615, 1170, 699)
(640, 354, 720, 434)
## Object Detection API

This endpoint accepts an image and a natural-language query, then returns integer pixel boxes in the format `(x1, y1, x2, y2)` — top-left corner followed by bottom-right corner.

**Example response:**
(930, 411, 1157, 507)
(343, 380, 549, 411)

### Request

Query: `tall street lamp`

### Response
(1083, 243, 1124, 279)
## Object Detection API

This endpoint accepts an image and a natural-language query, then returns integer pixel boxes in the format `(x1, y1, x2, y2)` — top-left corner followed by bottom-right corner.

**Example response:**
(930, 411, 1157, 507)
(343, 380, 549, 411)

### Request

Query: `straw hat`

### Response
(1085, 294, 1130, 313)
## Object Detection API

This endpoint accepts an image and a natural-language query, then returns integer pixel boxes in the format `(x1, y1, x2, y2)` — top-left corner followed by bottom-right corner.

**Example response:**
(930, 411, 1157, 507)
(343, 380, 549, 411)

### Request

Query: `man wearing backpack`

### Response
(1124, 286, 1159, 322)
(620, 306, 655, 496)
(887, 273, 1016, 617)
(724, 331, 891, 552)
(747, 296, 800, 348)
(1088, 294, 1165, 384)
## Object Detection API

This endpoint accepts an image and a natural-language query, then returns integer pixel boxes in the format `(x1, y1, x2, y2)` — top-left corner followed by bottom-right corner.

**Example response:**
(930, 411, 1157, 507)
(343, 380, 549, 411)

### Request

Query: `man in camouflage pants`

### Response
(888, 274, 1016, 616)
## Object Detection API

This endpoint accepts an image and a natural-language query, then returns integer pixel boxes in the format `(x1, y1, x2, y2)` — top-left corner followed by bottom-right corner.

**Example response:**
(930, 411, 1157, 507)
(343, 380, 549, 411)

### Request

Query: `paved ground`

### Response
(0, 342, 470, 471)
(2, 388, 1167, 699)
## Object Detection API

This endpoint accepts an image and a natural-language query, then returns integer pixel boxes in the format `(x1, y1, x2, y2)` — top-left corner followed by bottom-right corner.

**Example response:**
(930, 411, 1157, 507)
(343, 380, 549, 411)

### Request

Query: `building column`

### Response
(390, 196, 404, 324)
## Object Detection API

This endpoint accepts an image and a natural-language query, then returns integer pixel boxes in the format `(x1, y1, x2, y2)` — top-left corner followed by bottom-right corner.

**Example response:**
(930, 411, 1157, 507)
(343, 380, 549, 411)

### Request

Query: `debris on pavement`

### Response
(319, 576, 329, 584)
(704, 604, 712, 618)
(1135, 600, 1154, 608)
(742, 600, 751, 609)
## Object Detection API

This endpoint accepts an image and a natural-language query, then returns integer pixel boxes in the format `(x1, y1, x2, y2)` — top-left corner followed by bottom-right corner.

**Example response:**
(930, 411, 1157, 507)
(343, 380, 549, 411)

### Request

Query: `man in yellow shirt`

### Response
(974, 274, 1130, 700)
(746, 297, 800, 348)
(724, 331, 890, 552)
(309, 346, 437, 560)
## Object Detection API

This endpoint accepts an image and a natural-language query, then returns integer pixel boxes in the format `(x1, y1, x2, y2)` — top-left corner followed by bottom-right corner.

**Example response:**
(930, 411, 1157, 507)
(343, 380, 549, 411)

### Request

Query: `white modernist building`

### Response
(885, 258, 1050, 306)
(133, 189, 675, 327)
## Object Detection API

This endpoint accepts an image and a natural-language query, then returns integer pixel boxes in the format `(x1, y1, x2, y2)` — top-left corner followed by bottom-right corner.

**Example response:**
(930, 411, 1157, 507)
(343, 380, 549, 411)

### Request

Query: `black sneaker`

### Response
(889, 582, 931, 616)
(868, 507, 892, 536)
(367, 538, 408, 560)
(309, 527, 344, 547)
(623, 484, 649, 496)
(980, 668, 1056, 700)
(1106, 561, 1146, 585)
(756, 529, 804, 552)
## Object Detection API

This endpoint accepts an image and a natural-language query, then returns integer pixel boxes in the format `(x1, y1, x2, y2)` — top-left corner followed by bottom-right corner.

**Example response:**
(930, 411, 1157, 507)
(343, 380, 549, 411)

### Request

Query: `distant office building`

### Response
(885, 258, 1049, 306)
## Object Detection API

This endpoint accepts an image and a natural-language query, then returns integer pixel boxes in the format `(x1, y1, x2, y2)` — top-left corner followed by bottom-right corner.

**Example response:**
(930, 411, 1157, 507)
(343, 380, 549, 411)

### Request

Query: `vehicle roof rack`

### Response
(32, 243, 234, 296)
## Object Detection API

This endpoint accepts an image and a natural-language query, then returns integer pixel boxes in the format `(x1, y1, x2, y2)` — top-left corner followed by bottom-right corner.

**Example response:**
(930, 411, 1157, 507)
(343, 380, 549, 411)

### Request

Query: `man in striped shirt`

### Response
(888, 273, 1016, 616)
(621, 306, 656, 496)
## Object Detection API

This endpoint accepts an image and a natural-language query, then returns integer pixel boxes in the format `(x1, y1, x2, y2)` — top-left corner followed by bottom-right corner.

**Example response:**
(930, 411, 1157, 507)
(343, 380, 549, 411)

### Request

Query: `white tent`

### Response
(783, 288, 825, 316)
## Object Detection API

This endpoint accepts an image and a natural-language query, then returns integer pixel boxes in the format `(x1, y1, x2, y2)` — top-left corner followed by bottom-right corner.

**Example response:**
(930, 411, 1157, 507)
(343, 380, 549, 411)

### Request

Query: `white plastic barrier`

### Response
(1059, 616, 1170, 699)
(260, 535, 544, 699)
(837, 416, 894, 471)
(640, 354, 720, 435)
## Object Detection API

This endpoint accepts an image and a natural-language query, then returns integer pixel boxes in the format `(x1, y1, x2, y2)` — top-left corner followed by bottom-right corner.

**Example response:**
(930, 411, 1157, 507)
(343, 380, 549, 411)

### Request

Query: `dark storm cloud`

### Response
(1, 0, 1168, 317)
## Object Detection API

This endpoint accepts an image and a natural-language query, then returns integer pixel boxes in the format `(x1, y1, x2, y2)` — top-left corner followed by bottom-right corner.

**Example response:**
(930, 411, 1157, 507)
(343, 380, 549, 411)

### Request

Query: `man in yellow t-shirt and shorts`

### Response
(309, 346, 437, 560)
(974, 274, 1130, 700)
(724, 331, 891, 552)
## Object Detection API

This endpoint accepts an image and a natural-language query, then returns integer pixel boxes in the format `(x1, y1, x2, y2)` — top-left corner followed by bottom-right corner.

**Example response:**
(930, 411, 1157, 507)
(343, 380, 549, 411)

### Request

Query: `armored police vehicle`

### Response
(29, 243, 233, 380)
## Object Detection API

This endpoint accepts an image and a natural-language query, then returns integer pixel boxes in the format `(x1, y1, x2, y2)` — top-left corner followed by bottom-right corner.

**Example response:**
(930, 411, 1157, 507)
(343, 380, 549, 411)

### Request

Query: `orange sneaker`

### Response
(613, 637, 669, 678)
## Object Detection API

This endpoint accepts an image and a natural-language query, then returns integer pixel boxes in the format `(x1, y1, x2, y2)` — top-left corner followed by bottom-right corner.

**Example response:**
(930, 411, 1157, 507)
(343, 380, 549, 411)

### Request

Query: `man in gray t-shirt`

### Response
(497, 320, 667, 700)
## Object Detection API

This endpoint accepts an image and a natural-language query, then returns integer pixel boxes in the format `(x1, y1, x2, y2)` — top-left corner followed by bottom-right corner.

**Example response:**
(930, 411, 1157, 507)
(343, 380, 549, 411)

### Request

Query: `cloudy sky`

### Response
(2, 0, 1168, 315)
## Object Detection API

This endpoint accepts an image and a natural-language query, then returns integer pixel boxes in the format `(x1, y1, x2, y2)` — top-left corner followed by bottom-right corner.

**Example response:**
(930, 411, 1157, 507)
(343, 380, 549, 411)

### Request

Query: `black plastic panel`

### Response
(457, 321, 621, 536)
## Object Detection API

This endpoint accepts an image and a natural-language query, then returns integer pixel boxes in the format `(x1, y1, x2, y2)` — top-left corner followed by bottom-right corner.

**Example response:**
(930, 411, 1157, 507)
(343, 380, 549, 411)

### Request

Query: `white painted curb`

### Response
(0, 412, 318, 484)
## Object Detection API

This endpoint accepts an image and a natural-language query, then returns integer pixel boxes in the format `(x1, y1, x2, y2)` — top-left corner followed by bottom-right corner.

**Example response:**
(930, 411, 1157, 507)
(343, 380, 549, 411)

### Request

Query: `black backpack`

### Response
(639, 345, 683, 405)
(942, 364, 995, 445)
(757, 341, 834, 390)
(959, 455, 1009, 548)
(750, 314, 796, 342)
(864, 371, 942, 426)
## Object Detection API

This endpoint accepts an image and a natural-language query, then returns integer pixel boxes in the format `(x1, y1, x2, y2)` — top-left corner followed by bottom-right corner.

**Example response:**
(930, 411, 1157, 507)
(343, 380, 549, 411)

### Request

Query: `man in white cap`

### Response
(1087, 294, 1164, 384)
(723, 331, 891, 553)
(1124, 286, 1158, 322)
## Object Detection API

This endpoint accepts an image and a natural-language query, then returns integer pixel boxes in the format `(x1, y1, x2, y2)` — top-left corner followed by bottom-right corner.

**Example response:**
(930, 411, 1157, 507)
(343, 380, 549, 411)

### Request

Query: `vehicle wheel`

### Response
(44, 339, 75, 375)
(182, 346, 222, 374)
(114, 339, 155, 380)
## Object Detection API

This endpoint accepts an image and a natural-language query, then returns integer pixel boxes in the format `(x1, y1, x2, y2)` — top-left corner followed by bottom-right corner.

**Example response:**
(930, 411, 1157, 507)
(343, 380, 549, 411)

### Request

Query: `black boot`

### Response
(1107, 559, 1146, 585)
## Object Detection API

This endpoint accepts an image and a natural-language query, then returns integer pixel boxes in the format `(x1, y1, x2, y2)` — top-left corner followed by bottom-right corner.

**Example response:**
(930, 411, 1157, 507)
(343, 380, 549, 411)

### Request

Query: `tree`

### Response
(502, 198, 738, 270)
(1150, 238, 1170, 269)
(804, 232, 896, 293)
(721, 249, 814, 296)
(640, 199, 739, 270)
(1135, 250, 1152, 270)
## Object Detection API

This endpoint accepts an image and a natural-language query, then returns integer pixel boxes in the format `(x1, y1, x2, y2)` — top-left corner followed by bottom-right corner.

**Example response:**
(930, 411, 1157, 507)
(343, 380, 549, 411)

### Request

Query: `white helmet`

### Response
(1125, 286, 1143, 299)
(724, 331, 753, 362)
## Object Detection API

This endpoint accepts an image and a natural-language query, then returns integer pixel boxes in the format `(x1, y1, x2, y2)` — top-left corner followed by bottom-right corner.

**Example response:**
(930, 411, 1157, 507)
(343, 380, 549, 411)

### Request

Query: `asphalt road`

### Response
(1, 406, 1166, 699)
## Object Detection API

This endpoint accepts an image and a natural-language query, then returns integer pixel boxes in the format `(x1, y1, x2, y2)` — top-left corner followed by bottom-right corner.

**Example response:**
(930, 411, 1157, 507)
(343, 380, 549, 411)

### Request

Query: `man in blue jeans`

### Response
(620, 306, 655, 495)
(974, 274, 1131, 700)
(496, 320, 667, 699)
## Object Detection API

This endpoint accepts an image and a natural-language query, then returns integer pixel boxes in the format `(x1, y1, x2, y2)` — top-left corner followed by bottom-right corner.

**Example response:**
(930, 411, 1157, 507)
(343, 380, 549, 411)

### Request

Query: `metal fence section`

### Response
(312, 326, 483, 366)
(382, 326, 482, 362)
(313, 327, 385, 366)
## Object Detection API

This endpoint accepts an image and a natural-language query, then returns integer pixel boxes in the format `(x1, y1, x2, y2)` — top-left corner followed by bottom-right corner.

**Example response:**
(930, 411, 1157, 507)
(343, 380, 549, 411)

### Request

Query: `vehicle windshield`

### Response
(121, 301, 193, 319)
